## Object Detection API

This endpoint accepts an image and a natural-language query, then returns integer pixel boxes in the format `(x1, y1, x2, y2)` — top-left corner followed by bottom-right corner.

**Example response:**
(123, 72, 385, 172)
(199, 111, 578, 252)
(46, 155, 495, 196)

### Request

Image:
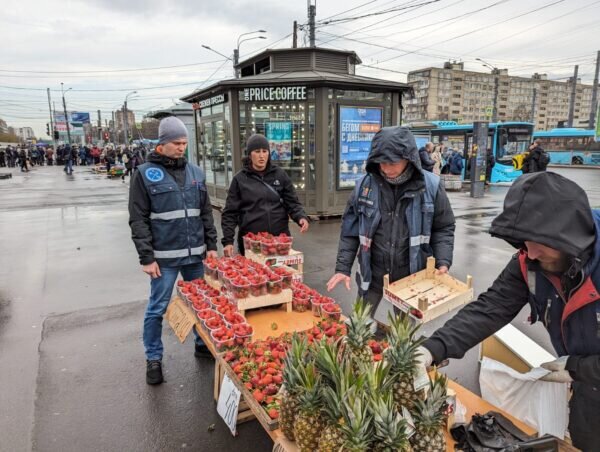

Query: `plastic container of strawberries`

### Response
(292, 293, 311, 313)
(266, 274, 283, 295)
(275, 235, 293, 255)
(233, 323, 254, 346)
(203, 315, 226, 333)
(321, 302, 342, 321)
(210, 328, 235, 352)
(230, 279, 250, 299)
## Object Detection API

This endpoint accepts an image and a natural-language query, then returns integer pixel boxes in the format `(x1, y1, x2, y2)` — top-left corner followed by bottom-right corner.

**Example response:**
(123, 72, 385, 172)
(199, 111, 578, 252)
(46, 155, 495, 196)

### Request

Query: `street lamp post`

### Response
(476, 58, 499, 123)
(123, 91, 137, 145)
(234, 30, 267, 78)
(60, 82, 72, 144)
(202, 30, 266, 79)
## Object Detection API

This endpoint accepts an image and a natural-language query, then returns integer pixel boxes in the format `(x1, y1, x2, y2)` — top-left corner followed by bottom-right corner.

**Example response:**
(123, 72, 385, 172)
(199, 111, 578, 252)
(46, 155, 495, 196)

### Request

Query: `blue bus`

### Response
(408, 121, 534, 183)
(533, 128, 600, 166)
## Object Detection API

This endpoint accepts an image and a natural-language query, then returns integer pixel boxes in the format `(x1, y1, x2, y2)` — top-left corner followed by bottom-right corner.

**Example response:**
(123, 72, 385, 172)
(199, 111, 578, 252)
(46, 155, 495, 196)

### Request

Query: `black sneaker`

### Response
(194, 344, 214, 359)
(146, 360, 163, 385)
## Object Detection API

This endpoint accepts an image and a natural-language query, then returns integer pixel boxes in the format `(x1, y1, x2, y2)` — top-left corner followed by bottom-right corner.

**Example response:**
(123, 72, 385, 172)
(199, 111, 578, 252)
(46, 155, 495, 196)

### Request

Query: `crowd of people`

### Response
(0, 143, 148, 179)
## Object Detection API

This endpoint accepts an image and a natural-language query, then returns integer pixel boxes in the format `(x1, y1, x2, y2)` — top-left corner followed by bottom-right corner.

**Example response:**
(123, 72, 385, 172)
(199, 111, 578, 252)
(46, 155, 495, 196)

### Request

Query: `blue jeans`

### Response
(143, 262, 204, 361)
(64, 159, 73, 174)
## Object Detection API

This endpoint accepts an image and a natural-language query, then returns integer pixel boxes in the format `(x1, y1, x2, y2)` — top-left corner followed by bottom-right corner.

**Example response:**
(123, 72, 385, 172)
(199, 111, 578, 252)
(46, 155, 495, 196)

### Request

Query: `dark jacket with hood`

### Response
(423, 172, 600, 450)
(335, 127, 455, 287)
(418, 146, 435, 172)
(522, 145, 548, 174)
(221, 157, 308, 248)
(128, 152, 217, 266)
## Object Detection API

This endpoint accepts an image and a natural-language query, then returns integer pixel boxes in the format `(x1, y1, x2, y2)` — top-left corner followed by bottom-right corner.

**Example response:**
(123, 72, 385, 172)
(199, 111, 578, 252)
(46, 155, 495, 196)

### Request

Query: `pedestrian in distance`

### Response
(327, 126, 455, 320)
(485, 147, 495, 185)
(46, 146, 54, 166)
(448, 148, 464, 176)
(417, 172, 600, 451)
(19, 147, 28, 172)
(431, 144, 443, 175)
(522, 139, 549, 174)
(63, 144, 74, 175)
(128, 116, 218, 385)
(418, 141, 435, 172)
(221, 133, 310, 257)
(0, 147, 6, 168)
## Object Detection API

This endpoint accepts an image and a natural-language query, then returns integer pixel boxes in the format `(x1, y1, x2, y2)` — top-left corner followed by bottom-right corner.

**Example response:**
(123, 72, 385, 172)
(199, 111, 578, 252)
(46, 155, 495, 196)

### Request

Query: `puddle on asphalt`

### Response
(455, 211, 499, 220)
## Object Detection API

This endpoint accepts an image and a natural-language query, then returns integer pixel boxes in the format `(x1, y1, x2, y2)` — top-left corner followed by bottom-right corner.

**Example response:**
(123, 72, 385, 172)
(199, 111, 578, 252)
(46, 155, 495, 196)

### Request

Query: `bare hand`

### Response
(436, 265, 449, 275)
(299, 218, 309, 233)
(207, 250, 218, 259)
(142, 261, 161, 279)
(223, 245, 234, 257)
(327, 273, 351, 292)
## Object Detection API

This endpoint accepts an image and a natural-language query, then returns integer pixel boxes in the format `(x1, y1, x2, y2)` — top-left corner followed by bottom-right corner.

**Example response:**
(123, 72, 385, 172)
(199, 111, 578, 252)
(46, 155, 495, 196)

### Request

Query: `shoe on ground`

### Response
(146, 359, 163, 385)
(194, 344, 214, 359)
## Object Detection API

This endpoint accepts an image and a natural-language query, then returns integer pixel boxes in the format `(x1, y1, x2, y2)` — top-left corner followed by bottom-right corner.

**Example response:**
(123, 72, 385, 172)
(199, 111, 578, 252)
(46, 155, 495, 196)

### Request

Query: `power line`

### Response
(318, 0, 441, 25)
(460, 0, 600, 57)
(367, 0, 567, 67)
(0, 59, 226, 74)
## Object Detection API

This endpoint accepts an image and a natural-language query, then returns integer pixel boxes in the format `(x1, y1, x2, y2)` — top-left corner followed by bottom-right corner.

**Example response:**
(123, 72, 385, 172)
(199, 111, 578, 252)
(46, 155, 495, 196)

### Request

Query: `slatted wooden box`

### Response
(383, 257, 473, 323)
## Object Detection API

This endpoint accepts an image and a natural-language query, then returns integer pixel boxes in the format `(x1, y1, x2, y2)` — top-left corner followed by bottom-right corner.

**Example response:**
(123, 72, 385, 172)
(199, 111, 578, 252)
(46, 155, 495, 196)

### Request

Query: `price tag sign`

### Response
(217, 374, 242, 436)
(165, 298, 196, 343)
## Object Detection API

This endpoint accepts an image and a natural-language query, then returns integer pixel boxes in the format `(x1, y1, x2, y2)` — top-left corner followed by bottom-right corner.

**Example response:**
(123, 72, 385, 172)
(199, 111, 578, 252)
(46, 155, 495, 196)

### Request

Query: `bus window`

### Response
(496, 133, 529, 163)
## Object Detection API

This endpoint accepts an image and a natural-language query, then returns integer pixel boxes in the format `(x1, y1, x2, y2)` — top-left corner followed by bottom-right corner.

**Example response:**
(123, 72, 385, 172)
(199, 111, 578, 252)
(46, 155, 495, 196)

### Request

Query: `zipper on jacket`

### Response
(544, 298, 552, 327)
(541, 272, 568, 353)
(182, 177, 191, 258)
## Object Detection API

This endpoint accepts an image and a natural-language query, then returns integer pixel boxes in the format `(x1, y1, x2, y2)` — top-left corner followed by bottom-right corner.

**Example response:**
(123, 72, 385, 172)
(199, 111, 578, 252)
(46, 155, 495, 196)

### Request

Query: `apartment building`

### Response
(405, 61, 594, 130)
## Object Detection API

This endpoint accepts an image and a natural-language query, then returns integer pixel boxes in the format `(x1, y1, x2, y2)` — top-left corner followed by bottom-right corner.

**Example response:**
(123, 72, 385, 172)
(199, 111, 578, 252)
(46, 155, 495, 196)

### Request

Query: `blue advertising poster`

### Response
(339, 106, 382, 188)
(71, 112, 90, 123)
(266, 122, 292, 161)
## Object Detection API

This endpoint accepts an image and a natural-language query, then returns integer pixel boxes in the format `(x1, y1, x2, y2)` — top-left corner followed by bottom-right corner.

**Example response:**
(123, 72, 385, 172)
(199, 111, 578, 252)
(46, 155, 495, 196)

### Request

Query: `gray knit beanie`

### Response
(158, 116, 188, 144)
(245, 134, 270, 155)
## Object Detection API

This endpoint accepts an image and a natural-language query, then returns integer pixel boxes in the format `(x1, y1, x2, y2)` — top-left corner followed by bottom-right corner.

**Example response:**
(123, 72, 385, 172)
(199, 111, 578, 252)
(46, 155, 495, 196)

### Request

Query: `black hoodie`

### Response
(424, 172, 596, 364)
(335, 126, 456, 282)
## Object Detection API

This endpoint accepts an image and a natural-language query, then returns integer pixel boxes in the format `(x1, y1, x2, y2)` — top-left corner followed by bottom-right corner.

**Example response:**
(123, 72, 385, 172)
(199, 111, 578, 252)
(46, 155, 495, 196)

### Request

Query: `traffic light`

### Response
(54, 131, 59, 140)
(46, 123, 50, 135)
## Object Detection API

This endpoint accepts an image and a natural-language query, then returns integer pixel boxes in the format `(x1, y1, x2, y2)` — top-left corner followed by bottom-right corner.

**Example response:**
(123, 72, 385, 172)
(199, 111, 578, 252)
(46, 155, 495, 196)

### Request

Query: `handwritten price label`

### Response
(217, 374, 241, 436)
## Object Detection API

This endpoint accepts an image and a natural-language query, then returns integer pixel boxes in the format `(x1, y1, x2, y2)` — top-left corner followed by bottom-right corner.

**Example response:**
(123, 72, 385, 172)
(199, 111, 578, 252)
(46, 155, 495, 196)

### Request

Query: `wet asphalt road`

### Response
(0, 164, 598, 452)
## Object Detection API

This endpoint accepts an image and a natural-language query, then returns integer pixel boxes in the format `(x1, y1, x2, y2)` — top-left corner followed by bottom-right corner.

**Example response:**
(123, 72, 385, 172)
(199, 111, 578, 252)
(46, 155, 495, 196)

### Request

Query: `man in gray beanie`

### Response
(129, 115, 218, 385)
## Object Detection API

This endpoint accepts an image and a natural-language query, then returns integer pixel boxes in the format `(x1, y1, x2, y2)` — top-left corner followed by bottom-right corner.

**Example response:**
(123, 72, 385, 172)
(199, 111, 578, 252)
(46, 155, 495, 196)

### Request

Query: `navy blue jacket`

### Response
(448, 151, 463, 175)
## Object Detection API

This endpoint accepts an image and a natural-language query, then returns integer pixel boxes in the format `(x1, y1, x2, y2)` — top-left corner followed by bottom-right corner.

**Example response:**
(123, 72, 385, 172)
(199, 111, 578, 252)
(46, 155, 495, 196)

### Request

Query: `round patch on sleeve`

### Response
(145, 167, 164, 182)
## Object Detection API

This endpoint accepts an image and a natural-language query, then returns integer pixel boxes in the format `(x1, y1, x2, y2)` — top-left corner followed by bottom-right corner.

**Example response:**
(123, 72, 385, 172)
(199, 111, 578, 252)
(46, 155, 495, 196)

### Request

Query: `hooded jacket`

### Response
(423, 173, 600, 445)
(335, 126, 455, 289)
(221, 158, 308, 248)
(128, 152, 217, 266)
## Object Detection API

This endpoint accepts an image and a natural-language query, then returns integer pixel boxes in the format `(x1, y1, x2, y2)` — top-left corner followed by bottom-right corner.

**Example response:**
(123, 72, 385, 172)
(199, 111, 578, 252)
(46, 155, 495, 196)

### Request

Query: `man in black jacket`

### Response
(327, 127, 455, 318)
(221, 134, 309, 256)
(418, 172, 600, 450)
(419, 142, 435, 172)
(522, 140, 548, 173)
(129, 116, 218, 385)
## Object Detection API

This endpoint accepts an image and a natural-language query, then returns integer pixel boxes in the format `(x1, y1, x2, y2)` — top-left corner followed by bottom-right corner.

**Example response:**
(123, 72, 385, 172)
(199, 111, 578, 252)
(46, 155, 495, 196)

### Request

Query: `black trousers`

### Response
(569, 382, 600, 451)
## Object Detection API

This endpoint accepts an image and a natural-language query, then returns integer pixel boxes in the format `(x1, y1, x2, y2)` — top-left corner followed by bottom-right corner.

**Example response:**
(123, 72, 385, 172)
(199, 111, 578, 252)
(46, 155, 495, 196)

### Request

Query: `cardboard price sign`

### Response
(165, 298, 196, 343)
(217, 374, 242, 436)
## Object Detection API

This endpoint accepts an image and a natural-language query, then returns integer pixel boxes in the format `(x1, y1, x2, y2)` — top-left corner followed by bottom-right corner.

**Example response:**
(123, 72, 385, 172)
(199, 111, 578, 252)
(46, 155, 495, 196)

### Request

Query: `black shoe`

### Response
(194, 344, 214, 359)
(146, 360, 163, 385)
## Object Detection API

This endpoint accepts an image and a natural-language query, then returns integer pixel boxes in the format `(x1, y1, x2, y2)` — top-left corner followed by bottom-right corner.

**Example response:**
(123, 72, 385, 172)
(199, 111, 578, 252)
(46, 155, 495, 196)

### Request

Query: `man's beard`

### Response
(538, 256, 570, 273)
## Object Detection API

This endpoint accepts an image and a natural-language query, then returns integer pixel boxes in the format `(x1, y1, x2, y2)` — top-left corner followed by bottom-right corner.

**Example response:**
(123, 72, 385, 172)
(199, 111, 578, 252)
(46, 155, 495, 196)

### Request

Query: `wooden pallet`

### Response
(245, 249, 304, 282)
(383, 257, 473, 323)
(204, 275, 292, 317)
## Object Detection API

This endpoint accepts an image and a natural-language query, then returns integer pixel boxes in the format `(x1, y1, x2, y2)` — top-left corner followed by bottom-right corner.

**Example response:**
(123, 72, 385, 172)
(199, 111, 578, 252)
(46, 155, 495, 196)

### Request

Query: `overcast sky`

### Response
(2, 0, 599, 137)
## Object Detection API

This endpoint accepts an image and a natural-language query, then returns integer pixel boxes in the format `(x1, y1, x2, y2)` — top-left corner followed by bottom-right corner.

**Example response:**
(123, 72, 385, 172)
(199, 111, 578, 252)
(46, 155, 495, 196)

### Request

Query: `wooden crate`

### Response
(245, 249, 304, 282)
(383, 257, 473, 323)
(204, 275, 292, 317)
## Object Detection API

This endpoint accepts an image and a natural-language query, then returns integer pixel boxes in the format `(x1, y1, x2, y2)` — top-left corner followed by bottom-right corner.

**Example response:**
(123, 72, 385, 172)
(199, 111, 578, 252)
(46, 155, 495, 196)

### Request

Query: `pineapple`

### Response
(343, 299, 375, 369)
(280, 334, 308, 441)
(370, 390, 413, 452)
(338, 387, 374, 452)
(292, 362, 324, 452)
(410, 373, 448, 452)
(385, 313, 425, 411)
(317, 352, 362, 452)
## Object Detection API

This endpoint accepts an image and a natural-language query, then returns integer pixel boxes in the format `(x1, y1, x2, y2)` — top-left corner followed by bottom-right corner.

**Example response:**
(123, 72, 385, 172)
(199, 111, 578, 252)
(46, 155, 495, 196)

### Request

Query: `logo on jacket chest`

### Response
(273, 179, 281, 186)
(145, 167, 164, 182)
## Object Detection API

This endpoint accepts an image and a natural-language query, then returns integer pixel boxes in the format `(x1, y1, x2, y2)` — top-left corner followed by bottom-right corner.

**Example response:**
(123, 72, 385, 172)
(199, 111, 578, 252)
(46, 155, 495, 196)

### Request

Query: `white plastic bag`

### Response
(479, 357, 568, 439)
